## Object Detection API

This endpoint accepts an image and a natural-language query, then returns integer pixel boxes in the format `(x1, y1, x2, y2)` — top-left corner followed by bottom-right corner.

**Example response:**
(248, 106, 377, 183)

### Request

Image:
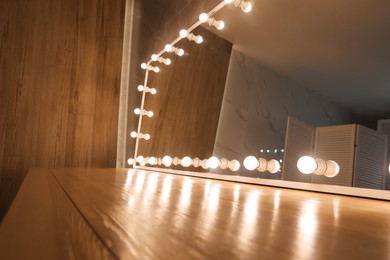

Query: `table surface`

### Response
(1, 168, 390, 259)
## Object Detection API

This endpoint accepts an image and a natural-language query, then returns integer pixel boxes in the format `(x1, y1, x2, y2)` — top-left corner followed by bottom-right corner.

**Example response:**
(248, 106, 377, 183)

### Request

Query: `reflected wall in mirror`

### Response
(130, 0, 390, 193)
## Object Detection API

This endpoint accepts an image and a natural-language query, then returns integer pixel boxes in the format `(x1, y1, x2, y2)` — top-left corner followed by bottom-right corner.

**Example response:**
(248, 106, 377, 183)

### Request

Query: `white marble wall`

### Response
(212, 49, 353, 178)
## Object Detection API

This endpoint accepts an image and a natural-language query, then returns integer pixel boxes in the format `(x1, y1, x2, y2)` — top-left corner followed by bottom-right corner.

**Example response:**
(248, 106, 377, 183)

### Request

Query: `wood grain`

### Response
(49, 168, 390, 259)
(0, 168, 115, 259)
(0, 0, 125, 220)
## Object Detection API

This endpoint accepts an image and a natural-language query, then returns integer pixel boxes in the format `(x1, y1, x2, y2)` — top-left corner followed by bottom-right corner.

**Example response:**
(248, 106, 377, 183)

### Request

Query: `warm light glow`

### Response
(208, 157, 220, 169)
(164, 44, 172, 52)
(134, 108, 141, 115)
(148, 157, 158, 165)
(127, 158, 134, 165)
(195, 35, 203, 44)
(324, 160, 340, 178)
(151, 54, 158, 61)
(228, 159, 240, 171)
(150, 88, 157, 95)
(130, 131, 137, 138)
(179, 29, 188, 38)
(181, 156, 193, 167)
(215, 20, 225, 30)
(243, 156, 258, 171)
(200, 159, 209, 169)
(136, 155, 144, 164)
(241, 1, 252, 13)
(224, 0, 233, 3)
(177, 48, 185, 56)
(219, 158, 229, 169)
(137, 85, 144, 91)
(199, 13, 208, 23)
(144, 134, 151, 140)
(297, 156, 316, 174)
(162, 155, 173, 167)
(267, 159, 281, 173)
(141, 63, 147, 69)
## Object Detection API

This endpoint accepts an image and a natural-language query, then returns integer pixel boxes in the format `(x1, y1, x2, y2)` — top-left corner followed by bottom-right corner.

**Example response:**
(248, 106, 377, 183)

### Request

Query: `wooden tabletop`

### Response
(1, 168, 390, 259)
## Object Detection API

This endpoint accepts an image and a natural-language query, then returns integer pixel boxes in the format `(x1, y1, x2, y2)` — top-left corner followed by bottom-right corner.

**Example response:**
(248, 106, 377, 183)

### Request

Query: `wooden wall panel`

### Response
(0, 0, 125, 220)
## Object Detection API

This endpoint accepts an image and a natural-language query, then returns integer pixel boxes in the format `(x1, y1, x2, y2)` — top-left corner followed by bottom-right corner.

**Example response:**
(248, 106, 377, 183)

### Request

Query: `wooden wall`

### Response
(0, 0, 125, 220)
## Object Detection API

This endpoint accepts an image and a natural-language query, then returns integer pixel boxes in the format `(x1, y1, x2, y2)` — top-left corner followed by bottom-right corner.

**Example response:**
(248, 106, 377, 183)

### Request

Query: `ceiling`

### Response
(211, 0, 390, 119)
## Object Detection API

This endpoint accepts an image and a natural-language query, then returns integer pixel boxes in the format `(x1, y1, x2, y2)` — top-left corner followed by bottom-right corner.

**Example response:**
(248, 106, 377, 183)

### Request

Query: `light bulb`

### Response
(267, 159, 281, 174)
(154, 66, 160, 73)
(141, 63, 147, 69)
(243, 156, 259, 171)
(151, 54, 158, 61)
(146, 111, 154, 117)
(127, 158, 134, 165)
(219, 158, 229, 169)
(241, 1, 252, 13)
(148, 157, 158, 165)
(164, 58, 171, 65)
(224, 0, 233, 3)
(228, 160, 240, 171)
(324, 160, 340, 178)
(200, 159, 209, 169)
(199, 13, 208, 23)
(144, 134, 151, 140)
(195, 35, 203, 44)
(134, 108, 141, 115)
(162, 155, 172, 167)
(193, 158, 200, 167)
(181, 156, 192, 167)
(137, 85, 144, 91)
(297, 156, 316, 174)
(150, 88, 157, 95)
(177, 48, 185, 56)
(165, 44, 172, 52)
(208, 157, 220, 169)
(216, 20, 225, 30)
(130, 131, 137, 138)
(136, 155, 144, 163)
(179, 29, 188, 38)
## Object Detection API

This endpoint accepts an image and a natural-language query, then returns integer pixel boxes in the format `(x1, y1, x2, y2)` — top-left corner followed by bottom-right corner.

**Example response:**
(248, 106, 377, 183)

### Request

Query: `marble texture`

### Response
(213, 49, 354, 178)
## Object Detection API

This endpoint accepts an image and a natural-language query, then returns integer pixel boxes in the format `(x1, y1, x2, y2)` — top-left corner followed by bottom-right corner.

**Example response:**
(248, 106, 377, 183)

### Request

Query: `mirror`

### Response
(131, 0, 390, 197)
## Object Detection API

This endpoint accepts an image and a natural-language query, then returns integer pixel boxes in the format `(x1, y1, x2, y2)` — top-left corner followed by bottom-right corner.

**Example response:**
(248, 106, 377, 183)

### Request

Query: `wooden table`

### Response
(1, 168, 390, 259)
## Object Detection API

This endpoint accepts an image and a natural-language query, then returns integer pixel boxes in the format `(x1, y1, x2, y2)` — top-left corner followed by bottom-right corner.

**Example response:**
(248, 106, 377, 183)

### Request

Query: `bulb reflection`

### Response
(135, 171, 146, 194)
(295, 200, 318, 260)
(161, 175, 173, 201)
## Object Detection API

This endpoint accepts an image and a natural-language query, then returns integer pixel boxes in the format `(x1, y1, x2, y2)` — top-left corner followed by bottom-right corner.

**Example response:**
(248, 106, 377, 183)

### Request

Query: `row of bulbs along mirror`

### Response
(127, 155, 341, 178)
(131, 1, 253, 141)
(140, 0, 253, 74)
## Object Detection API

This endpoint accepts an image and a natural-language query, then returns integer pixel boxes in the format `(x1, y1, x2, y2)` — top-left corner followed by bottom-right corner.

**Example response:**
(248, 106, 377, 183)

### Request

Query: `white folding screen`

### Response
(377, 119, 390, 190)
(282, 117, 315, 183)
(312, 124, 356, 187)
(354, 125, 387, 189)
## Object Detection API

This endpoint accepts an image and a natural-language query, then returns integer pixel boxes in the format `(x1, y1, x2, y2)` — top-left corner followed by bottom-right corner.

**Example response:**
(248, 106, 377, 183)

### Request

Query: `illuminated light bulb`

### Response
(151, 54, 158, 61)
(257, 158, 268, 172)
(179, 29, 188, 38)
(297, 156, 317, 174)
(207, 157, 220, 169)
(243, 156, 259, 171)
(141, 63, 159, 73)
(324, 160, 340, 178)
(163, 58, 171, 65)
(267, 159, 281, 174)
(162, 155, 173, 167)
(127, 158, 134, 165)
(181, 156, 193, 167)
(219, 158, 229, 169)
(228, 159, 240, 171)
(176, 48, 185, 56)
(215, 20, 224, 30)
(193, 158, 200, 167)
(148, 157, 158, 165)
(141, 63, 147, 69)
(200, 159, 209, 169)
(199, 13, 208, 23)
(137, 85, 144, 91)
(224, 0, 233, 3)
(136, 155, 144, 163)
(153, 66, 160, 73)
(195, 35, 203, 44)
(165, 44, 172, 52)
(241, 1, 252, 13)
(144, 134, 151, 140)
(130, 131, 137, 138)
(134, 108, 141, 115)
(150, 88, 157, 95)
(146, 111, 154, 117)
